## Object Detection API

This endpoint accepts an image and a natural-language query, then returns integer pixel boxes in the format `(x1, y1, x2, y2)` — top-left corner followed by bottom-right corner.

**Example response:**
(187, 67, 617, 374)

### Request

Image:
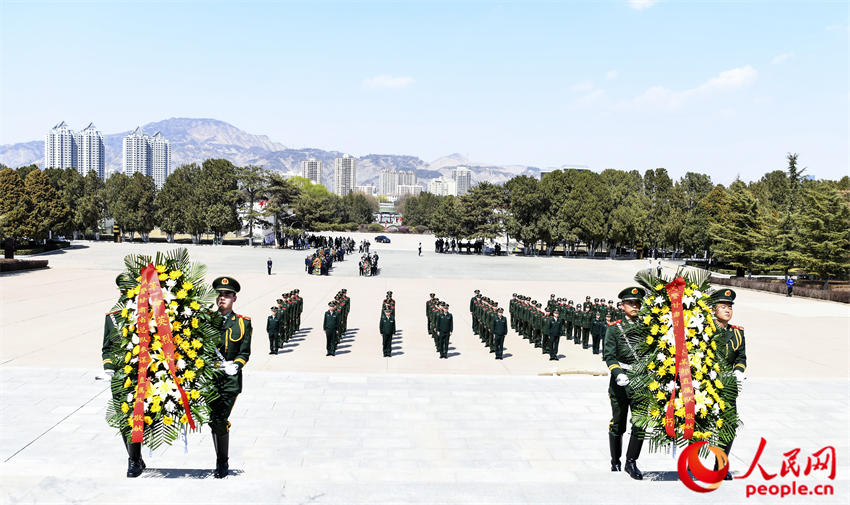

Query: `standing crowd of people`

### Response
(265, 290, 304, 354)
(425, 293, 453, 358)
(322, 289, 351, 356)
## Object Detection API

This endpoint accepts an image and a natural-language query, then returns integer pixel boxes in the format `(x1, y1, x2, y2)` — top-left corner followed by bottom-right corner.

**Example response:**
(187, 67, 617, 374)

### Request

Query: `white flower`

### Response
(130, 357, 138, 364)
(693, 290, 703, 299)
(712, 403, 720, 415)
(709, 370, 718, 380)
(127, 393, 134, 402)
(691, 338, 699, 346)
(165, 400, 177, 413)
(657, 353, 666, 361)
(126, 342, 133, 350)
(666, 381, 676, 392)
(163, 289, 176, 303)
(165, 279, 177, 288)
(177, 359, 186, 370)
(693, 380, 701, 391)
(131, 335, 139, 345)
(654, 296, 665, 306)
(125, 300, 137, 311)
(682, 295, 695, 308)
(182, 307, 193, 317)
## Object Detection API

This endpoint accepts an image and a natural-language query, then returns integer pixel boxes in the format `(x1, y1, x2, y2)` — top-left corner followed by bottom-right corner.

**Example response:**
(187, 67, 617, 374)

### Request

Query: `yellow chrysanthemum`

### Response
(192, 339, 202, 349)
(660, 325, 669, 334)
(643, 315, 652, 325)
(169, 301, 178, 309)
(648, 381, 659, 391)
(151, 341, 162, 351)
(124, 352, 132, 363)
(180, 414, 188, 424)
(169, 270, 182, 280)
(714, 379, 724, 389)
(650, 408, 660, 418)
(122, 327, 128, 337)
(176, 290, 187, 299)
(719, 400, 726, 410)
(646, 336, 654, 345)
(123, 365, 132, 374)
(132, 345, 140, 356)
(190, 390, 200, 400)
(651, 307, 661, 314)
(684, 288, 693, 296)
(183, 328, 191, 337)
(190, 301, 200, 310)
(650, 325, 660, 336)
(647, 361, 656, 370)
(655, 284, 664, 291)
(655, 391, 666, 400)
(184, 370, 196, 381)
(126, 288, 136, 299)
(156, 264, 166, 273)
(694, 371, 703, 381)
(675, 407, 686, 418)
(191, 318, 199, 329)
(686, 341, 693, 351)
(699, 341, 707, 350)
(121, 402, 129, 413)
(144, 416, 153, 425)
(158, 273, 168, 281)
(121, 308, 129, 318)
(716, 419, 724, 428)
(658, 339, 667, 349)
(150, 403, 161, 413)
(710, 341, 717, 350)
(172, 321, 182, 331)
(128, 418, 134, 427)
(182, 281, 193, 290)
(163, 415, 173, 426)
(187, 349, 197, 360)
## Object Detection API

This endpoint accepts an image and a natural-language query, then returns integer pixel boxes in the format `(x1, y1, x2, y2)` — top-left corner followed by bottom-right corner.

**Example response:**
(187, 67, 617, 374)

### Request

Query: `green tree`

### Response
(430, 195, 462, 238)
(76, 170, 105, 237)
(561, 171, 608, 256)
(458, 182, 508, 239)
(21, 169, 64, 242)
(791, 186, 850, 288)
(236, 165, 268, 245)
(400, 192, 443, 228)
(340, 192, 379, 224)
(42, 168, 78, 237)
(104, 172, 132, 235)
(155, 165, 195, 241)
(15, 164, 38, 181)
(264, 172, 302, 244)
(505, 175, 547, 250)
(710, 181, 765, 276)
(200, 159, 240, 242)
(0, 168, 27, 240)
(681, 185, 730, 257)
(125, 172, 157, 241)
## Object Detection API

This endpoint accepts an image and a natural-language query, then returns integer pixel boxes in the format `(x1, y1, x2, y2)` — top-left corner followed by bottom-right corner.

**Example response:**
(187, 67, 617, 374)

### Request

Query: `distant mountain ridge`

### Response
(0, 117, 540, 187)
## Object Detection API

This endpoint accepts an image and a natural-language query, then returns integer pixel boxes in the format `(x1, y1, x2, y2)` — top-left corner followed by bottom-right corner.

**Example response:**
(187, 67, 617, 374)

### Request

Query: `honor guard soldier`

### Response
(603, 286, 646, 480)
(267, 306, 281, 354)
(437, 303, 453, 359)
(104, 274, 147, 477)
(324, 302, 338, 356)
(493, 307, 508, 360)
(546, 310, 564, 360)
(210, 276, 252, 479)
(470, 290, 481, 335)
(711, 288, 747, 479)
(380, 308, 396, 357)
(383, 291, 396, 318)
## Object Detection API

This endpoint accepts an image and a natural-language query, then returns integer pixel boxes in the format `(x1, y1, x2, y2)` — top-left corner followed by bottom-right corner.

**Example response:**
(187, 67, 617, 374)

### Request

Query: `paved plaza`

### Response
(1, 234, 848, 504)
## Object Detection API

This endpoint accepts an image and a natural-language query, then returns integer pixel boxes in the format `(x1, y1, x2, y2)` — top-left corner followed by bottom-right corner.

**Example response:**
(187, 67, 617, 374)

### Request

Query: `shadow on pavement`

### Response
(141, 468, 244, 479)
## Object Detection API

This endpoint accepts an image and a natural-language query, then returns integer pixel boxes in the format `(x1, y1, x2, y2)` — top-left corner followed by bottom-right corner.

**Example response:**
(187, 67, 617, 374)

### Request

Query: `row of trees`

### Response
(0, 160, 380, 245)
(398, 155, 850, 284)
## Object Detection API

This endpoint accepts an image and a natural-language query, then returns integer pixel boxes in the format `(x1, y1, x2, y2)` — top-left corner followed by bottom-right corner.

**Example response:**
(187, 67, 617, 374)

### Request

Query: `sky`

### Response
(1, 0, 848, 183)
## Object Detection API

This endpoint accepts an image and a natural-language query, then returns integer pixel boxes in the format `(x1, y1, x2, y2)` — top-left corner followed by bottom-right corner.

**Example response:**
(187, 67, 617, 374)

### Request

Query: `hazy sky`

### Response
(1, 0, 847, 183)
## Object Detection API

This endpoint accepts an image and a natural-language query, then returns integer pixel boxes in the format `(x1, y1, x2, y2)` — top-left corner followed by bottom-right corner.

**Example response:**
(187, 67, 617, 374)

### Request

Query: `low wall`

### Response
(710, 276, 849, 303)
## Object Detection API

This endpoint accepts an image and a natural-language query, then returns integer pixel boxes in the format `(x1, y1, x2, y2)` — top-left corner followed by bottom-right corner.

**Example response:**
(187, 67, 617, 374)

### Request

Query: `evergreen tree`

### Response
(0, 168, 27, 239)
(791, 186, 850, 288)
(710, 181, 765, 276)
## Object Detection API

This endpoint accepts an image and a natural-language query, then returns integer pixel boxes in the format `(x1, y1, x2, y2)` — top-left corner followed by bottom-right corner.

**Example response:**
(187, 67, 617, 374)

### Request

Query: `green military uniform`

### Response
(546, 314, 563, 360)
(493, 309, 508, 360)
(380, 310, 396, 357)
(603, 286, 646, 480)
(210, 276, 251, 479)
(324, 303, 338, 356)
(437, 305, 453, 358)
(711, 288, 746, 477)
(267, 307, 281, 354)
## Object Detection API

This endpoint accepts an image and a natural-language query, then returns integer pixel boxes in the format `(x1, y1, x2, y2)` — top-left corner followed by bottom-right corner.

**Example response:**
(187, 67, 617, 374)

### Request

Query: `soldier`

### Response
(711, 288, 747, 479)
(581, 306, 592, 349)
(103, 274, 147, 478)
(470, 290, 481, 335)
(380, 307, 396, 357)
(210, 276, 252, 479)
(324, 302, 338, 356)
(267, 306, 280, 354)
(383, 291, 396, 318)
(546, 309, 563, 360)
(564, 300, 575, 341)
(493, 307, 508, 360)
(603, 286, 646, 480)
(583, 295, 592, 311)
(590, 311, 605, 355)
(541, 308, 553, 353)
(437, 303, 453, 359)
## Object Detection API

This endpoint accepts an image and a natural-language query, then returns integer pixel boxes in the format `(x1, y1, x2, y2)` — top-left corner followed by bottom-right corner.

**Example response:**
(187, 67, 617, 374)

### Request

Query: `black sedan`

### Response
(375, 235, 391, 243)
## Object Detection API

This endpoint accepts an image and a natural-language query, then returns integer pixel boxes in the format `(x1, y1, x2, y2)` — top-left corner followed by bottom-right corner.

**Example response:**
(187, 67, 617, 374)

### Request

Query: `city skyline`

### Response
(1, 1, 847, 182)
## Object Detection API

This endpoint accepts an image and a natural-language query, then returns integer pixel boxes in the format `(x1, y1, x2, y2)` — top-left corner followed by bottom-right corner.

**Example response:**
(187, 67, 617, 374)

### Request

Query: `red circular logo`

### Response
(677, 442, 729, 492)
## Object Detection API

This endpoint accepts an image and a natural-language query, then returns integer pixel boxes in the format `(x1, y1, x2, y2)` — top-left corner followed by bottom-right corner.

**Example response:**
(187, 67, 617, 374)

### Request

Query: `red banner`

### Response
(664, 276, 696, 440)
(131, 264, 196, 443)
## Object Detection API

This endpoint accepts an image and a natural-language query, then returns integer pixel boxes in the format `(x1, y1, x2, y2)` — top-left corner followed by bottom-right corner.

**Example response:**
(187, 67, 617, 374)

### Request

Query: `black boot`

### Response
(624, 435, 643, 480)
(609, 434, 622, 471)
(213, 433, 230, 478)
(123, 437, 145, 478)
(717, 440, 734, 480)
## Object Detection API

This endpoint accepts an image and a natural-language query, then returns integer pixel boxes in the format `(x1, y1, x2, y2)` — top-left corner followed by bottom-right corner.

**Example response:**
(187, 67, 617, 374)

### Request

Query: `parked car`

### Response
(375, 235, 391, 243)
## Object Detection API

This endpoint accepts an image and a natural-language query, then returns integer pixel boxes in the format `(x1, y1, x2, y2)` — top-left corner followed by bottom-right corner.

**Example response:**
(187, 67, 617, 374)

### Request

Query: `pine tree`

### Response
(792, 186, 850, 288)
(710, 181, 766, 276)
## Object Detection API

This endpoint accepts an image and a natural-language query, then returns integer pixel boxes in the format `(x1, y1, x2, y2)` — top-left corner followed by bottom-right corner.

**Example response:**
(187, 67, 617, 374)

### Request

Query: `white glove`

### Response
(105, 369, 115, 378)
(96, 369, 115, 380)
(223, 361, 239, 376)
(616, 374, 630, 387)
(734, 370, 747, 383)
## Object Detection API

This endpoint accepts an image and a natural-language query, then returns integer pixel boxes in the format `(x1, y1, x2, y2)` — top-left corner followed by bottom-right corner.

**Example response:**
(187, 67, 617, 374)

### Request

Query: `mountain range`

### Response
(0, 118, 541, 187)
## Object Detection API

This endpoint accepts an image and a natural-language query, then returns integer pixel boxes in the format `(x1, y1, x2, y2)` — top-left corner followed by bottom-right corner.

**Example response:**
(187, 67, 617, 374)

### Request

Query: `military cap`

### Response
(276, 298, 283, 303)
(328, 301, 334, 306)
(212, 276, 240, 293)
(387, 291, 393, 295)
(550, 294, 555, 298)
(618, 286, 645, 302)
(270, 306, 278, 310)
(711, 288, 736, 305)
(474, 289, 480, 294)
(115, 273, 129, 287)
(498, 307, 504, 312)
(568, 300, 573, 304)
(586, 296, 591, 300)
(594, 298, 599, 302)
(430, 293, 435, 296)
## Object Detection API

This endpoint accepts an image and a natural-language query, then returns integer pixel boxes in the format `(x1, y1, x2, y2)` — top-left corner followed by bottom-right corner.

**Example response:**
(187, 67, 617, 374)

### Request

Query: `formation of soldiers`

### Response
(266, 290, 304, 355)
(425, 293, 454, 358)
(470, 290, 508, 359)
(322, 289, 351, 356)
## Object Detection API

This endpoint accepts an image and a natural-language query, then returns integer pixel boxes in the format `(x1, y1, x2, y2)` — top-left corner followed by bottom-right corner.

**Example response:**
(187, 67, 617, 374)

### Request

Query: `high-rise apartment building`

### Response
(301, 158, 323, 186)
(122, 127, 171, 188)
(333, 154, 356, 196)
(397, 184, 422, 197)
(428, 176, 457, 196)
(44, 121, 106, 178)
(77, 123, 105, 179)
(453, 166, 472, 196)
(379, 169, 398, 196)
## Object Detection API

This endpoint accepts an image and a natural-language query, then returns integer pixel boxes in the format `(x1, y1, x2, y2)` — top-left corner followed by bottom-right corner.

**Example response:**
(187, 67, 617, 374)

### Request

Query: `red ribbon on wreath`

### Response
(131, 264, 196, 443)
(663, 276, 696, 440)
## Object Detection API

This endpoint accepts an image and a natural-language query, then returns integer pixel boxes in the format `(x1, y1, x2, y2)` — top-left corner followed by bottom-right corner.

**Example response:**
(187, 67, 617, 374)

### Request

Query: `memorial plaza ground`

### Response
(1, 233, 848, 504)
